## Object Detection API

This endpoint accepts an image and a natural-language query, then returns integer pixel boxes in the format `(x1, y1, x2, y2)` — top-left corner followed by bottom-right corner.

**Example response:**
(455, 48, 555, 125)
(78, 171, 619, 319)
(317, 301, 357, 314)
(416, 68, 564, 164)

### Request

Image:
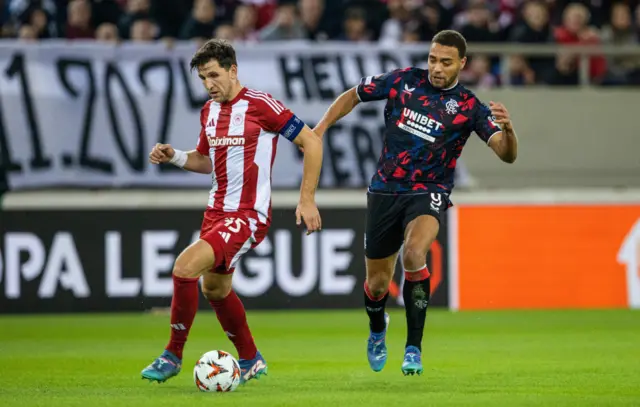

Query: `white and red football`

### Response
(193, 350, 241, 393)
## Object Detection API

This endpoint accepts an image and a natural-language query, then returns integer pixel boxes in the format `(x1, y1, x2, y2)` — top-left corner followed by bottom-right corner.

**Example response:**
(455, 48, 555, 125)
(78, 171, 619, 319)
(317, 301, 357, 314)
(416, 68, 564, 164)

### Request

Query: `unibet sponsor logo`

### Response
(208, 136, 245, 147)
(399, 108, 444, 142)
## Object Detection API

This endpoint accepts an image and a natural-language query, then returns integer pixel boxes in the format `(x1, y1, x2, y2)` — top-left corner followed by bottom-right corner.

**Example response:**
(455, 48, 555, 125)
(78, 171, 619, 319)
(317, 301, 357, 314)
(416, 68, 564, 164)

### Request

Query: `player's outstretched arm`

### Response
(148, 144, 213, 174)
(292, 126, 323, 235)
(313, 69, 403, 138)
(312, 87, 360, 138)
(488, 102, 518, 164)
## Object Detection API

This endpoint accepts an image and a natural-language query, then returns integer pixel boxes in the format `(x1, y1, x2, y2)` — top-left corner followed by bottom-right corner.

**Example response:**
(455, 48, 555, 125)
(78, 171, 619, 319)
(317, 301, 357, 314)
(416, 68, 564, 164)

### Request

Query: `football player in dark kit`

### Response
(312, 30, 519, 375)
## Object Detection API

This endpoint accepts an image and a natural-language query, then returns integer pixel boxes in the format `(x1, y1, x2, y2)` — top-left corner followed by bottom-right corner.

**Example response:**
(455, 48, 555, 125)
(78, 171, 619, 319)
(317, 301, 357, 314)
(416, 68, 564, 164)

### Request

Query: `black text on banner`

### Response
(0, 42, 434, 191)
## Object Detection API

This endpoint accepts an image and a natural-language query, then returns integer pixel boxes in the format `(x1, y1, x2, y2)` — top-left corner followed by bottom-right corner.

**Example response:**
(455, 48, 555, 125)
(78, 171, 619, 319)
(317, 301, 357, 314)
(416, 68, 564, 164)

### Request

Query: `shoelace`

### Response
(405, 353, 420, 363)
(369, 338, 386, 357)
(154, 357, 177, 370)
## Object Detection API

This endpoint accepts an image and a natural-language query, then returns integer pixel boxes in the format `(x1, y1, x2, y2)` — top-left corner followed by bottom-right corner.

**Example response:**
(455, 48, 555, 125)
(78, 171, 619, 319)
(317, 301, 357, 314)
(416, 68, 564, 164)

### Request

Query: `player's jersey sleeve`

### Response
(196, 102, 211, 155)
(473, 99, 502, 145)
(356, 69, 404, 102)
(255, 93, 305, 142)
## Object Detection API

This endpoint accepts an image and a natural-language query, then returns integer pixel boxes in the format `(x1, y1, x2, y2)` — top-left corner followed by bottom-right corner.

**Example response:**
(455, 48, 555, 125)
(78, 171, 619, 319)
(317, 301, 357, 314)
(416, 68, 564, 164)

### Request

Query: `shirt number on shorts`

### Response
(224, 217, 247, 233)
(430, 193, 442, 213)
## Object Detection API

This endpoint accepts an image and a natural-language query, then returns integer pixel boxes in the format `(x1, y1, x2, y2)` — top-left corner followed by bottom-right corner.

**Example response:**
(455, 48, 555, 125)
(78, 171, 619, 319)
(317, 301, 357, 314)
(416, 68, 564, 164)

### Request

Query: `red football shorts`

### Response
(199, 211, 269, 274)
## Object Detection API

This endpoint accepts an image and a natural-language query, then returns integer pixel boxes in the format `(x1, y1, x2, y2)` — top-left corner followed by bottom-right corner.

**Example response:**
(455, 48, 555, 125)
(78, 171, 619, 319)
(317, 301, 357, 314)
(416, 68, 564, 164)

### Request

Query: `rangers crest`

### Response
(445, 99, 458, 115)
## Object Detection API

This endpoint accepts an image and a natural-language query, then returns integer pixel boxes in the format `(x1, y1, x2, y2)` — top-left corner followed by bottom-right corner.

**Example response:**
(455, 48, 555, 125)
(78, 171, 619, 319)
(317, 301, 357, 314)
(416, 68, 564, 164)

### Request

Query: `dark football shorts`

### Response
(364, 191, 449, 259)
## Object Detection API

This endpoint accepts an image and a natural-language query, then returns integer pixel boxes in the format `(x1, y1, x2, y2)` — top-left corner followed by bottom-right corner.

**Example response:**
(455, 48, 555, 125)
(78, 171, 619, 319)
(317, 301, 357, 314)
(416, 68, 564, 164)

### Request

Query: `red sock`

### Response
(210, 291, 258, 360)
(165, 275, 200, 359)
(404, 265, 430, 282)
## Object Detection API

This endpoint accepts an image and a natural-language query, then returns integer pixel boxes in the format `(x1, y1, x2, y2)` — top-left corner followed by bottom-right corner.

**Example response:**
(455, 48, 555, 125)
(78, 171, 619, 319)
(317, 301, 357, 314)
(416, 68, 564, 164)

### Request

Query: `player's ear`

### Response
(229, 64, 238, 81)
(460, 56, 467, 70)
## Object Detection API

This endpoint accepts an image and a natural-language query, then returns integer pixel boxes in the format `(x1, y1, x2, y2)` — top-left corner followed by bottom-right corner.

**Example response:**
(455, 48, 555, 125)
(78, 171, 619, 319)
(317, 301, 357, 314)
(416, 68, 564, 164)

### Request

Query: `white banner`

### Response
(0, 40, 430, 190)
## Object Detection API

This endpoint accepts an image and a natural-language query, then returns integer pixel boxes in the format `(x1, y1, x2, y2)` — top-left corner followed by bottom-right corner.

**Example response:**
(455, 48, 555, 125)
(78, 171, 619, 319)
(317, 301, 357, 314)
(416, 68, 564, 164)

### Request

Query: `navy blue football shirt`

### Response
(356, 67, 501, 197)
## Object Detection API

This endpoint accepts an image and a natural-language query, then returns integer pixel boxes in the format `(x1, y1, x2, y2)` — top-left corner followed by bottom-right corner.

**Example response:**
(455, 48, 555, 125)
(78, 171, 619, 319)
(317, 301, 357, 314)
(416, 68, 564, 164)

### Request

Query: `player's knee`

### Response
(402, 245, 428, 270)
(201, 283, 231, 301)
(172, 239, 216, 279)
(366, 275, 391, 298)
(172, 260, 202, 279)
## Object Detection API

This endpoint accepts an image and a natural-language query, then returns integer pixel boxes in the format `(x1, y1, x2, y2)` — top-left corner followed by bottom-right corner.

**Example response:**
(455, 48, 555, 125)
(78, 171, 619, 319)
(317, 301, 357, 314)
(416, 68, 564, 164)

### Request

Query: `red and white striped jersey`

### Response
(196, 87, 302, 225)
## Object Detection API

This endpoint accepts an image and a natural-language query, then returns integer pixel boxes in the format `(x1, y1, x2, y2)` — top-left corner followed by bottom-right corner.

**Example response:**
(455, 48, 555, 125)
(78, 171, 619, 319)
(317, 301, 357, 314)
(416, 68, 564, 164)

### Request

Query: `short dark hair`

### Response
(190, 39, 237, 72)
(432, 30, 467, 59)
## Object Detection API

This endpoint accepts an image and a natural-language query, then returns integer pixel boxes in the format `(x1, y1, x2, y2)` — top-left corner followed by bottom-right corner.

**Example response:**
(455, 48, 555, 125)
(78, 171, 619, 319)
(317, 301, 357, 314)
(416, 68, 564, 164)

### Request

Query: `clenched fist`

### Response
(149, 143, 175, 164)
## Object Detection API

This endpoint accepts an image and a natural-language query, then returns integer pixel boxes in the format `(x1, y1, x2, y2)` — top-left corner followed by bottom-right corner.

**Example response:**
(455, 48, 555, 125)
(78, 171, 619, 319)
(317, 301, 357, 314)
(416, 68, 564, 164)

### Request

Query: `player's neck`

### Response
(225, 82, 245, 104)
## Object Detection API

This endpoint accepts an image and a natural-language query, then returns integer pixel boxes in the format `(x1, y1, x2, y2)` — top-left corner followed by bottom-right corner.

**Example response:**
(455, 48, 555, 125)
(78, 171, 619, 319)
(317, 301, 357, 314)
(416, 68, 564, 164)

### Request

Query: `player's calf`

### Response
(402, 266, 430, 351)
(363, 254, 396, 372)
(364, 279, 390, 340)
(204, 272, 260, 373)
(143, 239, 216, 385)
(401, 215, 437, 365)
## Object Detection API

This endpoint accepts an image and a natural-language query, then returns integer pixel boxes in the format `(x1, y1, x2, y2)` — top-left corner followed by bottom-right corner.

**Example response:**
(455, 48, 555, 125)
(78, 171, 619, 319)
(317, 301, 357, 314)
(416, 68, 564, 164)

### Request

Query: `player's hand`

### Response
(489, 102, 513, 131)
(296, 201, 322, 235)
(149, 143, 175, 164)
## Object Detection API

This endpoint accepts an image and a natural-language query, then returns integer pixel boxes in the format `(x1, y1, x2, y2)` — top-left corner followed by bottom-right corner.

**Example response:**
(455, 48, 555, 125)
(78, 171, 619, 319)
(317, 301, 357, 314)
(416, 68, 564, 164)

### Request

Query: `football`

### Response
(193, 350, 241, 393)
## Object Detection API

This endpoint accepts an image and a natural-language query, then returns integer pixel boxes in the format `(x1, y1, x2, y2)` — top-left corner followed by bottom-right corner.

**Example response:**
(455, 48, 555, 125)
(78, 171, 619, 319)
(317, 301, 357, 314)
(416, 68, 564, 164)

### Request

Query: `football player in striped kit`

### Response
(143, 39, 323, 385)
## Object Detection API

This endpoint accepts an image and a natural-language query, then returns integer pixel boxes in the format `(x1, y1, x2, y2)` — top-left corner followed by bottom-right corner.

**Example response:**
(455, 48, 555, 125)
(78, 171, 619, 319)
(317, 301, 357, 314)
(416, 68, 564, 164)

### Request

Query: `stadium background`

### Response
(0, 0, 639, 405)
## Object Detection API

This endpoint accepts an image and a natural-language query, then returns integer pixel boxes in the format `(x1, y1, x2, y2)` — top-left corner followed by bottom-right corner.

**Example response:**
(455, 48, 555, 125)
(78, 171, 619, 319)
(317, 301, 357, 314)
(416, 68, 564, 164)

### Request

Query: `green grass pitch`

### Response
(1, 309, 639, 406)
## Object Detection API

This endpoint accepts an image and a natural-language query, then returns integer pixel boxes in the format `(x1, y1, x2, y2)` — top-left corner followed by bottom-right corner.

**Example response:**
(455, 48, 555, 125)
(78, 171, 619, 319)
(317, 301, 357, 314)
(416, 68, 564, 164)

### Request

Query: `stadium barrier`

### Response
(0, 189, 450, 313)
(1, 41, 640, 194)
(456, 202, 640, 310)
(1, 188, 639, 313)
(448, 189, 640, 311)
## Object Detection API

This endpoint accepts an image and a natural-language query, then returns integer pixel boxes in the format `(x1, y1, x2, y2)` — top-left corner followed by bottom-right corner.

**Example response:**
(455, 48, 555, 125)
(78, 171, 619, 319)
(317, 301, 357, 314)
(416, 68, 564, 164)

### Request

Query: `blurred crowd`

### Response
(1, 0, 640, 85)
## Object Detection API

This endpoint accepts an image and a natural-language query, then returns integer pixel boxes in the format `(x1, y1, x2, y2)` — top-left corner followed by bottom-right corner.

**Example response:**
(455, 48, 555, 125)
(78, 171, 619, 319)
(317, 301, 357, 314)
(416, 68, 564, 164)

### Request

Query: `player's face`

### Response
(428, 43, 466, 89)
(197, 59, 238, 103)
